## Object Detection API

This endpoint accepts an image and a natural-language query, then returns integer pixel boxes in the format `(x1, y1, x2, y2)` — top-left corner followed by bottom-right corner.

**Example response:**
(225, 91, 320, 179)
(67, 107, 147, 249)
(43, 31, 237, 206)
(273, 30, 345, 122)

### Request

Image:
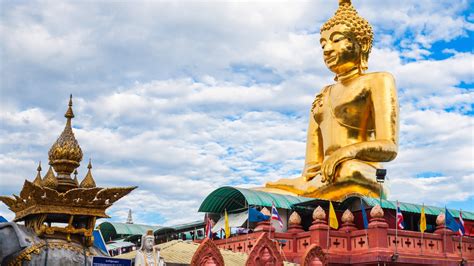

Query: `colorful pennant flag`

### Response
(224, 209, 230, 239)
(205, 216, 213, 239)
(420, 204, 427, 233)
(329, 201, 339, 229)
(396, 201, 405, 230)
(271, 202, 283, 228)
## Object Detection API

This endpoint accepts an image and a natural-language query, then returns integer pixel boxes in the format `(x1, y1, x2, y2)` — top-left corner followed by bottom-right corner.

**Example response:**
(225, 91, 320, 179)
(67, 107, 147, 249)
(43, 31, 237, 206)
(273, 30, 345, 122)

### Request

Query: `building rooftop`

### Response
(115, 240, 297, 266)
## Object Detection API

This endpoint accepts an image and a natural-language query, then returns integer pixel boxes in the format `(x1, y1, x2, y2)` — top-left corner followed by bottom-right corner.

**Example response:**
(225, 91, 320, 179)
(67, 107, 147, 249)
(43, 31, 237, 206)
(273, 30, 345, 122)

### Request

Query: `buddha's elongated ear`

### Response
(360, 37, 370, 53)
(358, 37, 370, 72)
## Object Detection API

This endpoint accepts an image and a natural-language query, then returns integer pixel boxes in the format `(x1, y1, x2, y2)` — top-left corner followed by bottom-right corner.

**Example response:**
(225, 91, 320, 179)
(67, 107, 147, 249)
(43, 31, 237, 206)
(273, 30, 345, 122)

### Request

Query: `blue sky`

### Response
(0, 0, 473, 225)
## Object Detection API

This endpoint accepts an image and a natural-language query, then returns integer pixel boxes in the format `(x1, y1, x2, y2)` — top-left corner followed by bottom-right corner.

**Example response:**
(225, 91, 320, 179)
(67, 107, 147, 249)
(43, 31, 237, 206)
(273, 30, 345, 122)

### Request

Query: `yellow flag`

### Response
(224, 209, 230, 238)
(420, 205, 426, 233)
(329, 201, 339, 229)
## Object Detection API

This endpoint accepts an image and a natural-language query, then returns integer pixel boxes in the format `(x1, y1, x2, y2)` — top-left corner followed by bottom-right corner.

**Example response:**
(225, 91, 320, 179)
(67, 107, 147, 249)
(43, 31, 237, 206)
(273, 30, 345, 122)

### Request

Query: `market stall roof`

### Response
(198, 186, 313, 213)
(115, 240, 298, 266)
(107, 241, 135, 250)
(97, 222, 162, 242)
(154, 220, 205, 236)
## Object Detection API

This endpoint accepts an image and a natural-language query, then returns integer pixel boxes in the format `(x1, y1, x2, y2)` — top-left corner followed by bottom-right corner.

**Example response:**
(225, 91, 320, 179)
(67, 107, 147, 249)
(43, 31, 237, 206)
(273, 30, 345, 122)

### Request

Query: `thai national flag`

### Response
(205, 217, 213, 239)
(271, 202, 283, 228)
(459, 211, 465, 236)
(396, 201, 405, 230)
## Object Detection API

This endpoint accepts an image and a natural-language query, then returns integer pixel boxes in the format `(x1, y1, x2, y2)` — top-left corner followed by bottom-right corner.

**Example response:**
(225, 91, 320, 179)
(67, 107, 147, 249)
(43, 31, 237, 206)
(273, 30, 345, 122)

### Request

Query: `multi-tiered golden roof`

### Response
(0, 96, 136, 246)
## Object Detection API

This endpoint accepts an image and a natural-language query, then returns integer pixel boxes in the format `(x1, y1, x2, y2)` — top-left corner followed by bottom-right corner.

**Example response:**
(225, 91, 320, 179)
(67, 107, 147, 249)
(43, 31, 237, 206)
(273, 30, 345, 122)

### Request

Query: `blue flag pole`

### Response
(247, 203, 250, 241)
(460, 209, 462, 259)
(360, 198, 368, 247)
(444, 207, 447, 255)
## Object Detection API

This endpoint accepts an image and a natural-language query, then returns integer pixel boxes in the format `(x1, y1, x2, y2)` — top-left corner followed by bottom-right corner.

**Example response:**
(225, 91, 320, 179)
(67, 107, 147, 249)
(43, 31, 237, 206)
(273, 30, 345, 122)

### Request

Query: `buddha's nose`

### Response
(323, 43, 334, 55)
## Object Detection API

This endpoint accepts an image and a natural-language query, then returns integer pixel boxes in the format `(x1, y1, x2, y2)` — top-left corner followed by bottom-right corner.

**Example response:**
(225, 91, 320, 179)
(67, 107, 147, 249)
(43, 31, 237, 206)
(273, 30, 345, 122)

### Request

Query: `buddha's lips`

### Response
(325, 56, 337, 64)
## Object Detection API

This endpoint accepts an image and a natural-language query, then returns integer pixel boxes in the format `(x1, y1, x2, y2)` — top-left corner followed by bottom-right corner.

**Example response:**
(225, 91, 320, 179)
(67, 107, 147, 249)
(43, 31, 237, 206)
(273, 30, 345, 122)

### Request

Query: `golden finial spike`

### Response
(73, 169, 79, 186)
(33, 161, 43, 186)
(88, 158, 92, 170)
(65, 94, 74, 119)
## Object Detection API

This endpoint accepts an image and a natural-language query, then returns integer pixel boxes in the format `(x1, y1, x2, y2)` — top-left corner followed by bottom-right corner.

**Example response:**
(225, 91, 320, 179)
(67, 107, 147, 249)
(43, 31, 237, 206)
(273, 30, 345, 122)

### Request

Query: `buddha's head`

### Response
(320, 0, 373, 76)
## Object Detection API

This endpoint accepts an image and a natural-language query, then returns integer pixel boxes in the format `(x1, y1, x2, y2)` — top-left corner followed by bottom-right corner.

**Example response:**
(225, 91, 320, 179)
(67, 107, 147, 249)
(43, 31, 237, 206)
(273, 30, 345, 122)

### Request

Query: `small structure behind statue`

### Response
(135, 230, 165, 266)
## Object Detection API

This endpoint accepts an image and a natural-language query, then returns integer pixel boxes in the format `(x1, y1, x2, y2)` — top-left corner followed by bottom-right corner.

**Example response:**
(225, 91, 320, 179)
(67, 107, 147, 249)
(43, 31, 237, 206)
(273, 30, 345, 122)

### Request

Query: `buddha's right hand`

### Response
(303, 164, 321, 181)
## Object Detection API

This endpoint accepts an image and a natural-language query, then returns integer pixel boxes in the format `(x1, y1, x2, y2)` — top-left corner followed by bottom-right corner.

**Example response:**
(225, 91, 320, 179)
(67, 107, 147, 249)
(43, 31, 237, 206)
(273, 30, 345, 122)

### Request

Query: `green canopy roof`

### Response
(198, 186, 314, 213)
(154, 220, 205, 236)
(362, 197, 474, 220)
(97, 222, 162, 242)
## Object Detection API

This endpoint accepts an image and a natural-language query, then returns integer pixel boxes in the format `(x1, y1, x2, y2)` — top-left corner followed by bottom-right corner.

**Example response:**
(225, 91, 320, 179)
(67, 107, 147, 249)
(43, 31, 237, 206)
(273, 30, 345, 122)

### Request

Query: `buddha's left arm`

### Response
(322, 73, 399, 180)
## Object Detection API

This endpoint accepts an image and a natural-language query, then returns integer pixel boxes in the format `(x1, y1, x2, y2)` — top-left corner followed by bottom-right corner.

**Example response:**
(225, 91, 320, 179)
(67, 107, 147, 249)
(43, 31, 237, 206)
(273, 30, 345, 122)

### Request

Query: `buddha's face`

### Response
(320, 24, 361, 74)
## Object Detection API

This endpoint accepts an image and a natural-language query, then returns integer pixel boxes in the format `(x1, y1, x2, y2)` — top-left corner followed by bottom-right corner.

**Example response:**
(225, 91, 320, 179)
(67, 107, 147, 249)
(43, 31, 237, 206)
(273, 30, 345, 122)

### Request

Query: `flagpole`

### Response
(361, 197, 369, 248)
(327, 221, 330, 252)
(327, 202, 330, 252)
(444, 207, 447, 256)
(460, 209, 463, 259)
(421, 203, 424, 255)
(269, 203, 272, 240)
(395, 200, 398, 255)
(247, 204, 250, 241)
(225, 209, 228, 246)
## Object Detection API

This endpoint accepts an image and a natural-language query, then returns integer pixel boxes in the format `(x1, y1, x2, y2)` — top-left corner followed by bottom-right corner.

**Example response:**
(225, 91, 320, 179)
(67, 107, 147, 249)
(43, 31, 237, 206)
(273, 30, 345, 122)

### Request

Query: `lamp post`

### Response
(376, 169, 386, 206)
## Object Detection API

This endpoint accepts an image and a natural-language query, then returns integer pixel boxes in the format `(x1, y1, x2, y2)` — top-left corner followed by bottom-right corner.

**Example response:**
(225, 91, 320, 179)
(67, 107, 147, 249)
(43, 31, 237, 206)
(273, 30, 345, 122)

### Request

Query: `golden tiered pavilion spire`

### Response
(0, 96, 136, 247)
(48, 94, 83, 192)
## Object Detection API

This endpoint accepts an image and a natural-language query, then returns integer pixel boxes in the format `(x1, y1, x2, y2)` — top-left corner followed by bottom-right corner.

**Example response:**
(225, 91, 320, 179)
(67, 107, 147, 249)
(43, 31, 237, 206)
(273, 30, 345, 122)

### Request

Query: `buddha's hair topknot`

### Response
(321, 0, 373, 56)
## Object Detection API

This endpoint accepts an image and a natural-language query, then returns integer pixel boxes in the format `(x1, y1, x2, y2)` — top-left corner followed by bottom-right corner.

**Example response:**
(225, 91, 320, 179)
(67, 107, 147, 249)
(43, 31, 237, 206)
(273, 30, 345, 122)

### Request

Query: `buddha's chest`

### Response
(312, 84, 372, 129)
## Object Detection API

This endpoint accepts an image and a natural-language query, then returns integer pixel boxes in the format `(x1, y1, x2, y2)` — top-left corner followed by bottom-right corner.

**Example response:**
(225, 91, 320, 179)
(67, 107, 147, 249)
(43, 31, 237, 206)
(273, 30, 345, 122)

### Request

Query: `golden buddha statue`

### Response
(263, 0, 399, 200)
